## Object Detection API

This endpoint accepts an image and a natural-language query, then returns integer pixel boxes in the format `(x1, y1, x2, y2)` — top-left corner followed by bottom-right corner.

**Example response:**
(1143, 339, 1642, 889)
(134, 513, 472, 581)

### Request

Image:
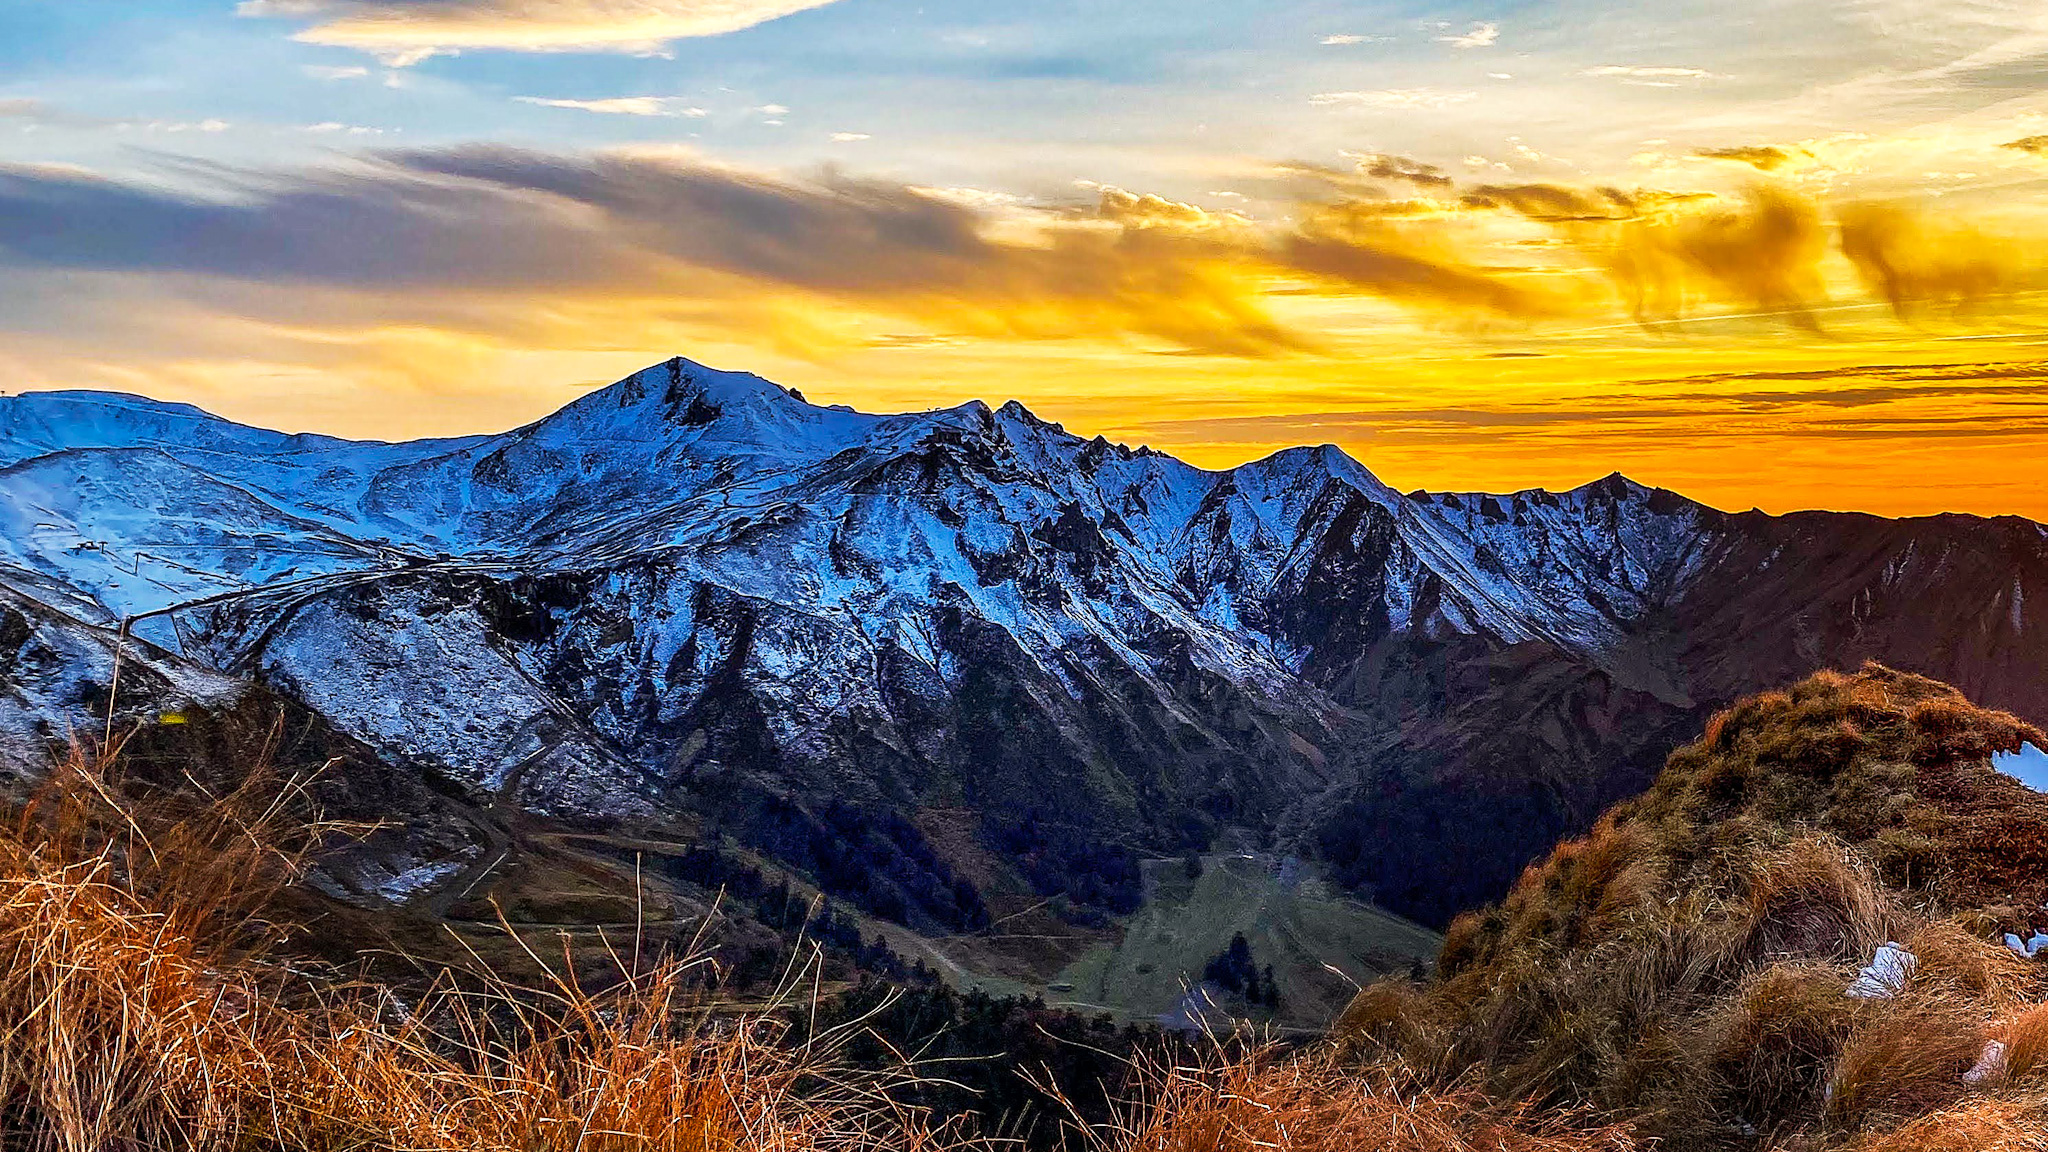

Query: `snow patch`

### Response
(1845, 941, 1916, 999)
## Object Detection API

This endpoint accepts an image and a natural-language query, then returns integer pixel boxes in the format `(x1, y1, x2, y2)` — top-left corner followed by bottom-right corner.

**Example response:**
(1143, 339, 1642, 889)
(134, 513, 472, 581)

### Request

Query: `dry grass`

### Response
(1091, 1046, 1639, 1152)
(1332, 663, 2048, 1150)
(1850, 1095, 2048, 1151)
(1703, 963, 1865, 1133)
(2000, 1003, 2048, 1085)
(0, 736, 320, 1149)
(1738, 840, 1903, 965)
(0, 735, 946, 1152)
(1825, 996, 1984, 1128)
(1328, 977, 1445, 1072)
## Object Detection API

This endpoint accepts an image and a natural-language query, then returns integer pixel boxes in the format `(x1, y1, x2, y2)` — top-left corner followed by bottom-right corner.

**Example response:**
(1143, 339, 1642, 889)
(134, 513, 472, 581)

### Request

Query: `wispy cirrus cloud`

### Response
(1310, 88, 1478, 110)
(0, 100, 230, 133)
(1581, 65, 1722, 85)
(515, 96, 708, 117)
(1437, 22, 1499, 49)
(239, 0, 843, 64)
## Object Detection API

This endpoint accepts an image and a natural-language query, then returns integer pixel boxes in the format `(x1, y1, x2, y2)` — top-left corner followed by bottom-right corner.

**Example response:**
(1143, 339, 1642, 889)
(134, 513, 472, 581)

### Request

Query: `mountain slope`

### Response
(1, 357, 2044, 947)
(1333, 664, 2048, 1149)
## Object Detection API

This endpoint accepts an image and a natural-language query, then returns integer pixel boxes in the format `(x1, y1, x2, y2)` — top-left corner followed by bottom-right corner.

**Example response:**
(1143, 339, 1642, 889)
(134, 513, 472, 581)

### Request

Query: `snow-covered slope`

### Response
(3, 357, 2044, 928)
(0, 361, 1710, 676)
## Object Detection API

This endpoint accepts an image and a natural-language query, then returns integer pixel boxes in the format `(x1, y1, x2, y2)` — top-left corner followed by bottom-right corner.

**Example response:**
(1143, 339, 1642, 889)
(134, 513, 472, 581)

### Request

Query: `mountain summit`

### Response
(1, 357, 2044, 937)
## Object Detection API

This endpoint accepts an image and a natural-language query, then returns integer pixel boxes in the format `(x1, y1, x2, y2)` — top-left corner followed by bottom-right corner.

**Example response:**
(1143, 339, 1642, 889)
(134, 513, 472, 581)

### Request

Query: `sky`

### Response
(4, 1, 2048, 517)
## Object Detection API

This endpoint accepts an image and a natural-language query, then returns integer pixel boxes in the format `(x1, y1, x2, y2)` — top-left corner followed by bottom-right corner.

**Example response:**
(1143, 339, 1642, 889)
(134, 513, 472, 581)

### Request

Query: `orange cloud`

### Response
(1837, 202, 2030, 321)
(1469, 183, 1828, 329)
(0, 150, 1306, 360)
(1280, 199, 1571, 320)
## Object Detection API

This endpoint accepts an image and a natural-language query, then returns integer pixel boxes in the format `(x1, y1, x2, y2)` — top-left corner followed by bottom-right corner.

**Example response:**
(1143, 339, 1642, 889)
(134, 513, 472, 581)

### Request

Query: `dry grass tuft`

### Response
(1094, 1046, 1639, 1152)
(0, 735, 323, 1150)
(1329, 976, 1445, 1073)
(1739, 839, 1900, 964)
(1825, 995, 1985, 1129)
(1850, 1094, 2048, 1151)
(2001, 1003, 2048, 1085)
(1905, 920, 2044, 1008)
(1704, 962, 1865, 1132)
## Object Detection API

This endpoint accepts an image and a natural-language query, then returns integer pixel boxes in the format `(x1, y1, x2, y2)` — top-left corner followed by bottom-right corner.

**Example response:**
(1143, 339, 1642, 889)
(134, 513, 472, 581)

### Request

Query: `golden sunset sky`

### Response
(4, 1, 2048, 516)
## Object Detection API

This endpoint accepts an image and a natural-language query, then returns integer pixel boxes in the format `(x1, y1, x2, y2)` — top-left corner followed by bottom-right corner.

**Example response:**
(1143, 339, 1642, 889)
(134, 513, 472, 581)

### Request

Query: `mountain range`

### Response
(1, 356, 2043, 946)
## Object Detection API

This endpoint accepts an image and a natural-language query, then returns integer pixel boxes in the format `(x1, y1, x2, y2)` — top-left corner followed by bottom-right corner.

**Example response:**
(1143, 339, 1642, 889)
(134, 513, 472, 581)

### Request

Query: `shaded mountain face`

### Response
(1, 359, 2044, 929)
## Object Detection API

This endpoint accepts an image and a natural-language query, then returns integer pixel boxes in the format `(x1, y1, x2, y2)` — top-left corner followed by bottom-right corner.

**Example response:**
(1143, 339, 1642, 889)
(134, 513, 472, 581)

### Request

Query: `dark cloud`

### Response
(1279, 234, 1563, 319)
(1636, 362, 2048, 408)
(1660, 186, 1828, 330)
(0, 157, 629, 289)
(1131, 361, 2048, 448)
(5, 143, 2025, 376)
(396, 147, 1008, 296)
(1138, 406, 1694, 443)
(2005, 135, 2048, 156)
(0, 147, 1586, 358)
(1270, 159, 1457, 209)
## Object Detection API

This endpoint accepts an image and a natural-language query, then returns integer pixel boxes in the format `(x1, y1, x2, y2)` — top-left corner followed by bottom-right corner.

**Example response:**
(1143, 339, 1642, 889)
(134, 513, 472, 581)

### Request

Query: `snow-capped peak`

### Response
(0, 355, 1716, 678)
